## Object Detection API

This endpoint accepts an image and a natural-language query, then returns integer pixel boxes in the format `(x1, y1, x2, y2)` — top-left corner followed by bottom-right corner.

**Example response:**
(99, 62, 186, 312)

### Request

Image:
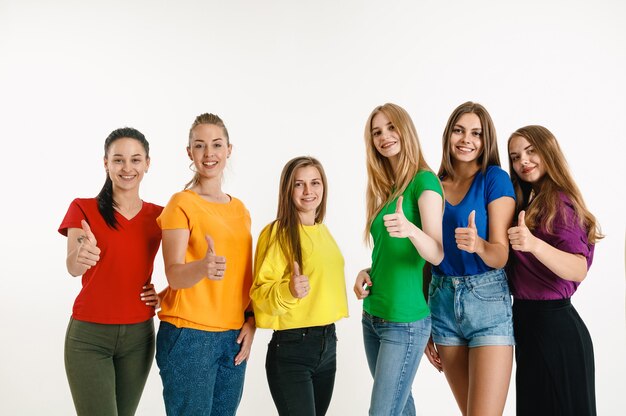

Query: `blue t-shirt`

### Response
(433, 165, 514, 277)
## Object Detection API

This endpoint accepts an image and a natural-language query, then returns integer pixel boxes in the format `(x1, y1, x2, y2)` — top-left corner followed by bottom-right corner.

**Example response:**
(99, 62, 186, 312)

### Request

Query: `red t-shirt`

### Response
(58, 198, 163, 324)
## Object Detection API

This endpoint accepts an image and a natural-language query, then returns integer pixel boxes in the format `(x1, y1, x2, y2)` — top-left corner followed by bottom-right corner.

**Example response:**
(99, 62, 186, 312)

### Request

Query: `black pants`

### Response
(265, 324, 337, 416)
(513, 298, 596, 416)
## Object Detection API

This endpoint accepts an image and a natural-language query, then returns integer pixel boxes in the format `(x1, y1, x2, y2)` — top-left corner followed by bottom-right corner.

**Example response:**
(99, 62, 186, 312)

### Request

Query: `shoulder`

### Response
(142, 201, 164, 217)
(485, 165, 509, 179)
(409, 170, 443, 195)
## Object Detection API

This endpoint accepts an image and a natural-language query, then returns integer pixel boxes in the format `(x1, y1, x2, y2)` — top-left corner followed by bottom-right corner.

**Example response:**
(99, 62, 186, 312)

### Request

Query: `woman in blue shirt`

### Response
(425, 102, 516, 415)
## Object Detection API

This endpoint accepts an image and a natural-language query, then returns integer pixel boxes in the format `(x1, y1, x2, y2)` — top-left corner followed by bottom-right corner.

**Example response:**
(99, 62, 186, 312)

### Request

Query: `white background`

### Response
(1, 1, 624, 414)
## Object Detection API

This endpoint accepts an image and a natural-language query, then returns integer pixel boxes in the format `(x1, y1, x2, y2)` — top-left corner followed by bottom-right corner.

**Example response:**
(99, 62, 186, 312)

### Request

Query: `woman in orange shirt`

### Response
(155, 113, 255, 415)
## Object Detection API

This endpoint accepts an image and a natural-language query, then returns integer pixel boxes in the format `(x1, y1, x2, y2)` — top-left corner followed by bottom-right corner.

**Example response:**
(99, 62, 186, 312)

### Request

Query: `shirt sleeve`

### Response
(551, 196, 593, 268)
(412, 170, 443, 201)
(157, 193, 191, 230)
(250, 224, 300, 316)
(58, 198, 86, 236)
(485, 166, 515, 204)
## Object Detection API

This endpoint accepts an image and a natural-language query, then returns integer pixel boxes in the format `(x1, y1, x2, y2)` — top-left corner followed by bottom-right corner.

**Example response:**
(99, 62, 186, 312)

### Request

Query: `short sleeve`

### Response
(157, 193, 191, 230)
(58, 199, 86, 236)
(485, 166, 515, 204)
(411, 170, 443, 201)
(551, 196, 593, 267)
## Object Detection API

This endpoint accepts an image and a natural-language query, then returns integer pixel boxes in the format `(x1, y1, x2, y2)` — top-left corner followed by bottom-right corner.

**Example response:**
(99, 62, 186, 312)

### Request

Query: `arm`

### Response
(456, 197, 515, 269)
(383, 192, 444, 265)
(508, 211, 588, 282)
(353, 268, 372, 300)
(65, 220, 101, 277)
(250, 244, 301, 316)
(161, 229, 226, 290)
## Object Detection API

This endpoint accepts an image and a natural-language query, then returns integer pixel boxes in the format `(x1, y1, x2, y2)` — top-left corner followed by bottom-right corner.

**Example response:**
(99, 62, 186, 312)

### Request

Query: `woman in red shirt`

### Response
(58, 127, 162, 416)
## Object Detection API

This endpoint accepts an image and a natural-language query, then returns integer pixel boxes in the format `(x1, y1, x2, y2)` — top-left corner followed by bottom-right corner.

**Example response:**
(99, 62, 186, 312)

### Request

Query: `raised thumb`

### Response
(468, 210, 476, 228)
(293, 261, 301, 277)
(205, 235, 215, 255)
(518, 210, 526, 227)
(395, 196, 404, 214)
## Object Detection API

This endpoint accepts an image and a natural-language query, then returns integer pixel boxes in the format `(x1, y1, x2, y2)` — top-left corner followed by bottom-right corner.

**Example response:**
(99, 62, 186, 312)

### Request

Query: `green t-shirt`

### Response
(364, 170, 442, 322)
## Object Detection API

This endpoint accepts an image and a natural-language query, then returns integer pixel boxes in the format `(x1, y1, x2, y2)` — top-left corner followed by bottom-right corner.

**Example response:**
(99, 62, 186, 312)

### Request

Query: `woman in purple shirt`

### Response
(507, 125, 602, 416)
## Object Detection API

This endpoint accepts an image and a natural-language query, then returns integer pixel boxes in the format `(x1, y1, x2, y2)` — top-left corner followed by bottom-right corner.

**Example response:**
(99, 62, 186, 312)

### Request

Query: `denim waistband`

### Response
(274, 323, 335, 336)
(431, 268, 507, 289)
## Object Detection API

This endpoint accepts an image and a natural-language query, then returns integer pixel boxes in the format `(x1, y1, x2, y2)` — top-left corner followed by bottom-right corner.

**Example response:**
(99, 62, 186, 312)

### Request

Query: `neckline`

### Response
(186, 189, 232, 205)
(114, 200, 145, 222)
(443, 173, 480, 208)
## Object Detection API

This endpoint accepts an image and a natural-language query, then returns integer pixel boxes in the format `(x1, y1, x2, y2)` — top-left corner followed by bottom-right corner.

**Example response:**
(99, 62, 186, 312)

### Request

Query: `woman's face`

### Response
(187, 123, 231, 180)
(104, 137, 149, 193)
(292, 166, 324, 219)
(449, 112, 483, 164)
(371, 111, 401, 160)
(509, 135, 545, 185)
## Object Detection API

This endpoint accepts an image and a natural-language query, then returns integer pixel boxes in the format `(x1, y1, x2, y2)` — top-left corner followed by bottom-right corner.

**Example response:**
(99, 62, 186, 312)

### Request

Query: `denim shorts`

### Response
(428, 268, 514, 347)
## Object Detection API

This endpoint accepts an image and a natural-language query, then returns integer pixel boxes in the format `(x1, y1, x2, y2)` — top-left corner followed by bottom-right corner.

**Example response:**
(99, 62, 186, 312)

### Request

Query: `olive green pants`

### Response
(64, 318, 155, 416)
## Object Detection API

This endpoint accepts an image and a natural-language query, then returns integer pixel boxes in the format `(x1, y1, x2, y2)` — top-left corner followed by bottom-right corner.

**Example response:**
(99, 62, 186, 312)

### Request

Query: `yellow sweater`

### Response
(251, 222, 349, 330)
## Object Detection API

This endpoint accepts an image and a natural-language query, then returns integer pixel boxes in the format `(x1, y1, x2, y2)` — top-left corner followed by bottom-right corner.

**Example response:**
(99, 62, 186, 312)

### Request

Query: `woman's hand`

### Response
(424, 337, 443, 372)
(234, 317, 256, 366)
(140, 283, 160, 309)
(353, 268, 372, 300)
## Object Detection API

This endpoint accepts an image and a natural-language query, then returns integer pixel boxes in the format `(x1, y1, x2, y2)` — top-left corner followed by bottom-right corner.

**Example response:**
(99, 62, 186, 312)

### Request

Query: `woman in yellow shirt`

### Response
(155, 113, 255, 415)
(251, 156, 349, 416)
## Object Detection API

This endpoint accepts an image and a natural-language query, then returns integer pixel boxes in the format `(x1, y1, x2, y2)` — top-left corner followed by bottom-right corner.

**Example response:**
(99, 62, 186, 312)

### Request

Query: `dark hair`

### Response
(96, 127, 149, 229)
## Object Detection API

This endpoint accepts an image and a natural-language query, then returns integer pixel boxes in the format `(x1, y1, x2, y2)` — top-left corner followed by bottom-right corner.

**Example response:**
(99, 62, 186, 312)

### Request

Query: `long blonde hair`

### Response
(184, 113, 230, 190)
(364, 103, 434, 241)
(507, 125, 603, 243)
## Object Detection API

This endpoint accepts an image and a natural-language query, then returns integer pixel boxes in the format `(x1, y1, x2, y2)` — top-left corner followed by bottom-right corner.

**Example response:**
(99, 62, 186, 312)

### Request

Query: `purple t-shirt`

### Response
(508, 193, 594, 300)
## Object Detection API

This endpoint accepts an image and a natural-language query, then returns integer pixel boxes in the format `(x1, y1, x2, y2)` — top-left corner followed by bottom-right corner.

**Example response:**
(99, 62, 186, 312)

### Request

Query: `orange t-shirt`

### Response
(157, 190, 253, 331)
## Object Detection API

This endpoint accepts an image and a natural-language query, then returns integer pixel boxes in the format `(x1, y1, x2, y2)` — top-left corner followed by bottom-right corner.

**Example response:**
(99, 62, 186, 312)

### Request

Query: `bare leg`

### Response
(437, 345, 469, 415)
(467, 346, 513, 416)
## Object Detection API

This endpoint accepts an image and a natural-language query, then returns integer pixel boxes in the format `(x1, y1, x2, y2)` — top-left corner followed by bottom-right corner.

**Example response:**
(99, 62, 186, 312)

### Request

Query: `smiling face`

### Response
(292, 166, 324, 224)
(104, 137, 150, 193)
(371, 111, 401, 161)
(187, 123, 232, 180)
(449, 112, 483, 165)
(509, 134, 546, 186)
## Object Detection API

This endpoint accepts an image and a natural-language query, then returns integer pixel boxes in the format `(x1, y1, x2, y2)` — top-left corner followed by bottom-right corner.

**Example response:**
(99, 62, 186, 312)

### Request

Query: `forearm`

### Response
(475, 239, 509, 269)
(65, 251, 88, 277)
(409, 225, 444, 266)
(165, 260, 207, 289)
(531, 240, 588, 282)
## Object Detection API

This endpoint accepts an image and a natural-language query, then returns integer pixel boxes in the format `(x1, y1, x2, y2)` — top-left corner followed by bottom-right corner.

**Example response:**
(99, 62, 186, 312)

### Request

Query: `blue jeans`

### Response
(265, 324, 337, 416)
(156, 321, 246, 416)
(362, 311, 431, 416)
(429, 268, 514, 347)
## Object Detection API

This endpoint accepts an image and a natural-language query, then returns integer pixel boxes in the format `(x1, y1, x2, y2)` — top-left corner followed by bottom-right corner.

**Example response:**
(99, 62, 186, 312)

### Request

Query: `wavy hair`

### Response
(507, 125, 603, 243)
(438, 101, 501, 179)
(364, 103, 434, 241)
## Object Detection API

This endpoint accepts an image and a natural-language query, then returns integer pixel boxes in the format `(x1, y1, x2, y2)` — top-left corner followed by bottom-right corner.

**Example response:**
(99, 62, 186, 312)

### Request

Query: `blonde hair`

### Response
(507, 125, 603, 243)
(185, 113, 230, 189)
(364, 103, 434, 241)
(438, 101, 501, 179)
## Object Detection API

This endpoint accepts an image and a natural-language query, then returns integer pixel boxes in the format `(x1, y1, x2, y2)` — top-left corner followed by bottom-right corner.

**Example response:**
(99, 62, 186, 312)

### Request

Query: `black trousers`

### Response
(265, 324, 337, 416)
(513, 298, 596, 416)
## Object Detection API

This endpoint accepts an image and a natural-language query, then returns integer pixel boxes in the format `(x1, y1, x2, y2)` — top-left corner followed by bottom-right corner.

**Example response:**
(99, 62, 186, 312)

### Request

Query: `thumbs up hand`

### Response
(203, 235, 227, 280)
(75, 220, 101, 269)
(507, 211, 536, 252)
(383, 196, 415, 238)
(455, 210, 479, 253)
(289, 261, 310, 299)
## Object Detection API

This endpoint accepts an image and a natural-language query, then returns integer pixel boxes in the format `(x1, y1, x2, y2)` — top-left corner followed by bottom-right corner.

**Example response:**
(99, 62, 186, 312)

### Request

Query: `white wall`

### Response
(0, 1, 624, 414)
